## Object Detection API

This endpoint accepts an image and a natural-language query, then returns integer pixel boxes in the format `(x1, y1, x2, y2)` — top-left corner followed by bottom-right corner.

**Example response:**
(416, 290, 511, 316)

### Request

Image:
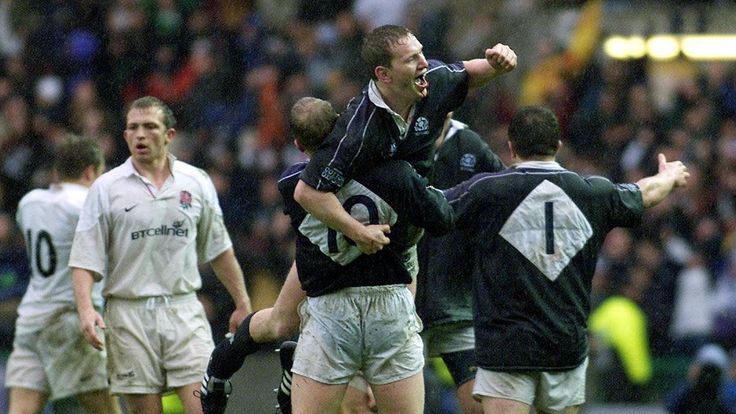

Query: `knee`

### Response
(272, 315, 299, 339)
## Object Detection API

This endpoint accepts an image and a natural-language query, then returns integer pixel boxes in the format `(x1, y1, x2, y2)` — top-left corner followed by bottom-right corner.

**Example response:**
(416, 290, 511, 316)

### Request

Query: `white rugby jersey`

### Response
(15, 183, 104, 334)
(69, 155, 232, 298)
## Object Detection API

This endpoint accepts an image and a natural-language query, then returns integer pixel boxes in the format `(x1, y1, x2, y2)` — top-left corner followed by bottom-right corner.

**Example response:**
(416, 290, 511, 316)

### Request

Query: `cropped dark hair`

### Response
(508, 106, 560, 158)
(128, 96, 177, 129)
(55, 135, 104, 180)
(361, 25, 414, 79)
(290, 97, 338, 152)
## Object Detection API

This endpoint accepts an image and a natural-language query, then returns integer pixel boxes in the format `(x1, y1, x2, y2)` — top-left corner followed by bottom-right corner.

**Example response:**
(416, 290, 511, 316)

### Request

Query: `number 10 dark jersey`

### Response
(280, 159, 454, 297)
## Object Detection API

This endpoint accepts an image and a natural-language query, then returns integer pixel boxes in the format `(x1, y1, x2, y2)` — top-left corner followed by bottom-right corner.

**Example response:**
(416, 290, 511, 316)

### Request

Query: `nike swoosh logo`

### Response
(124, 205, 138, 212)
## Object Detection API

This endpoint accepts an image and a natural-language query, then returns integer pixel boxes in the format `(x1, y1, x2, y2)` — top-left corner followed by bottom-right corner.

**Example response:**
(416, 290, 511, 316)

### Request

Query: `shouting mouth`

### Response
(414, 72, 428, 96)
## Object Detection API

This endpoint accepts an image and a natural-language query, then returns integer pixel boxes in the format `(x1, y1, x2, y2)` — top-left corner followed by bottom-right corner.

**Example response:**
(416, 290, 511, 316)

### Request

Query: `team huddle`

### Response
(5, 25, 688, 414)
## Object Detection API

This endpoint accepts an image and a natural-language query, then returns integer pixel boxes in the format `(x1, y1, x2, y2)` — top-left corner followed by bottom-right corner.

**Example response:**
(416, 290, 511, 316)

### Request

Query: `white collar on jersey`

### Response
(513, 160, 564, 170)
(444, 119, 468, 143)
(122, 153, 178, 178)
(368, 80, 410, 136)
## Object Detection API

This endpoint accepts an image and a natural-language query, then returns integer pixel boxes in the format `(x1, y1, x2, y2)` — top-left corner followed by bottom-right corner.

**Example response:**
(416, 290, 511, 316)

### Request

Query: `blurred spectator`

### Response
(712, 253, 736, 351)
(589, 264, 653, 402)
(637, 238, 682, 356)
(665, 343, 733, 414)
(0, 212, 32, 414)
(670, 252, 715, 355)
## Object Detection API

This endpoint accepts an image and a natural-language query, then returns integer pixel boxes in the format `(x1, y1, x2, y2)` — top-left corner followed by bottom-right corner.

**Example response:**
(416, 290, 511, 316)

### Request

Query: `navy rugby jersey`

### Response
(300, 59, 469, 192)
(445, 161, 644, 371)
(415, 122, 505, 328)
(280, 159, 454, 297)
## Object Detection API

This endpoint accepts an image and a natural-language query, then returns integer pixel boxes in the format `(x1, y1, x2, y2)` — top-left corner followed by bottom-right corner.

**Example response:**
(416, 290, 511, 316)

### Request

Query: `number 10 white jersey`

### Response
(15, 183, 104, 334)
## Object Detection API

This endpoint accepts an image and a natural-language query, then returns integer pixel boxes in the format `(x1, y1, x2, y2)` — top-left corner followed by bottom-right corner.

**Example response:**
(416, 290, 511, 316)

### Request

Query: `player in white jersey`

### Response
(69, 96, 252, 414)
(5, 135, 121, 414)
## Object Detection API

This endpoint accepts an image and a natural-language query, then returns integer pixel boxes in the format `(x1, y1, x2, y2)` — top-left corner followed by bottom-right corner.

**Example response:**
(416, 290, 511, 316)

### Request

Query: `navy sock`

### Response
(206, 312, 260, 379)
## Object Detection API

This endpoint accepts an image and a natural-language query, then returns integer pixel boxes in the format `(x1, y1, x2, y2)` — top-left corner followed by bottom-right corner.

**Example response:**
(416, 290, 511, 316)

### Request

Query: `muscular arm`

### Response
(294, 179, 390, 254)
(636, 153, 689, 208)
(464, 43, 518, 88)
(210, 248, 252, 332)
(72, 267, 105, 350)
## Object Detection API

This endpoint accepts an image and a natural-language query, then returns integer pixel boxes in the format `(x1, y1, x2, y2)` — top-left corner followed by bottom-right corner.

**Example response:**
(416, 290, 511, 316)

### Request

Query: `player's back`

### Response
(280, 159, 453, 297)
(16, 183, 103, 331)
(448, 162, 644, 370)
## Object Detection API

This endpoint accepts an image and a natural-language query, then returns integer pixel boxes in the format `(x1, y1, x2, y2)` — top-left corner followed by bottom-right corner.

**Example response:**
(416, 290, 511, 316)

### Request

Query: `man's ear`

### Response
(375, 66, 391, 83)
(294, 139, 306, 153)
(507, 141, 515, 158)
(165, 128, 176, 144)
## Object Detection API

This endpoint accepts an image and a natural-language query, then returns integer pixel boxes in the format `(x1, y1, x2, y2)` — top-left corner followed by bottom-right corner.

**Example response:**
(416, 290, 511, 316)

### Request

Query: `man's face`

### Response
(123, 106, 173, 165)
(386, 34, 429, 100)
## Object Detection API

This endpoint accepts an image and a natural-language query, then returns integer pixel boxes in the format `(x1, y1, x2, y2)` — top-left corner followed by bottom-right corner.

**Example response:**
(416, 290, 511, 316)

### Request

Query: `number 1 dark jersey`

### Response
(445, 162, 644, 371)
(279, 159, 454, 297)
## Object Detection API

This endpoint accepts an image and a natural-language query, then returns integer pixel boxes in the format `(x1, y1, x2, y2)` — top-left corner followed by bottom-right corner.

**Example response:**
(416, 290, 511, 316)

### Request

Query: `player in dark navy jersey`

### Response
(294, 24, 517, 256)
(285, 105, 454, 412)
(445, 106, 689, 414)
(200, 97, 453, 414)
(415, 113, 505, 414)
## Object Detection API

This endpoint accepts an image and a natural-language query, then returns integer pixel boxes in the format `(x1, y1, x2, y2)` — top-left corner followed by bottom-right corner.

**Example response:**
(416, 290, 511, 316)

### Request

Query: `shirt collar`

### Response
(122, 153, 178, 179)
(368, 80, 410, 136)
(55, 182, 88, 191)
(513, 160, 564, 170)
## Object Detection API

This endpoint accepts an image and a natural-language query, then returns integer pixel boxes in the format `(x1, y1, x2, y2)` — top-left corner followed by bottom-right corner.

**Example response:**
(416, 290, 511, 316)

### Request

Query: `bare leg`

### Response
(8, 387, 48, 414)
(370, 372, 424, 414)
(339, 375, 377, 414)
(456, 379, 483, 414)
(291, 373, 346, 414)
(77, 388, 123, 414)
(481, 397, 532, 414)
(250, 262, 305, 342)
(123, 393, 164, 414)
(176, 383, 205, 414)
(205, 262, 304, 380)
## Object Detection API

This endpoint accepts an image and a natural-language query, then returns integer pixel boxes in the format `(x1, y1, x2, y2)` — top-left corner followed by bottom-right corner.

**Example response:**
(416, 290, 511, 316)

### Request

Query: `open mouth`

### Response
(414, 72, 428, 89)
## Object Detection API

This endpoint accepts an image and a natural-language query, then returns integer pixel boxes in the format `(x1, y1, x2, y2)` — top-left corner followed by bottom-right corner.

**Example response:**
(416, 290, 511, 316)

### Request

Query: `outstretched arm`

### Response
(294, 179, 390, 254)
(636, 153, 689, 208)
(210, 248, 252, 333)
(464, 43, 518, 88)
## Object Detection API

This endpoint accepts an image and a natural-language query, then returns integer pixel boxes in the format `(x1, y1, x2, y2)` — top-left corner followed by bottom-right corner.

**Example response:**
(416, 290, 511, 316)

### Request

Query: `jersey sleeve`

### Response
(389, 161, 454, 236)
(446, 173, 492, 230)
(68, 180, 109, 281)
(427, 60, 470, 112)
(591, 178, 644, 227)
(196, 170, 233, 263)
(299, 95, 378, 192)
(477, 140, 506, 173)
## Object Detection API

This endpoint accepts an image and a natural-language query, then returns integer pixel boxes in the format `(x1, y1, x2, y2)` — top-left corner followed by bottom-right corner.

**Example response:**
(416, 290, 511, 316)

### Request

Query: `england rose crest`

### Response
(179, 190, 192, 209)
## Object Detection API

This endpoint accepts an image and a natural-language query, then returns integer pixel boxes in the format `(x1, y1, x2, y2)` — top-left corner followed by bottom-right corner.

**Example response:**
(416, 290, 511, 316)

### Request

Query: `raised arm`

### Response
(72, 267, 106, 350)
(209, 248, 252, 333)
(463, 43, 518, 88)
(636, 153, 689, 208)
(294, 179, 390, 254)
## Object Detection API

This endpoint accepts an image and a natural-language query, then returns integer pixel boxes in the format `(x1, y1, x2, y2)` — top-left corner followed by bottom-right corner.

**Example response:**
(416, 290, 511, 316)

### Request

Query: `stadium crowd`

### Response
(1, 0, 735, 411)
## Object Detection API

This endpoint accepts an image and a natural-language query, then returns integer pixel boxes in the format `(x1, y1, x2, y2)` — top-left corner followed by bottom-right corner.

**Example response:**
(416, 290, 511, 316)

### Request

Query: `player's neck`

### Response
(132, 156, 171, 189)
(514, 155, 556, 164)
(61, 178, 91, 188)
(377, 83, 414, 121)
